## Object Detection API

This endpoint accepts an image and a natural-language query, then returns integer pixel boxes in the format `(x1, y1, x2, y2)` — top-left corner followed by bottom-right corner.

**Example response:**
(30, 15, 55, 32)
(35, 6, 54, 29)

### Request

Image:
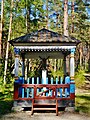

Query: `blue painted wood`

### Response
(37, 77, 39, 94)
(60, 77, 62, 98)
(56, 77, 58, 84)
(32, 77, 34, 98)
(50, 77, 53, 96)
(18, 77, 23, 97)
(14, 48, 20, 55)
(60, 77, 63, 84)
(46, 77, 48, 84)
(65, 76, 70, 95)
(71, 48, 75, 54)
(15, 57, 19, 77)
(27, 78, 29, 98)
(56, 78, 58, 97)
(37, 77, 39, 84)
(65, 88, 67, 98)
(51, 77, 53, 84)
(46, 77, 48, 96)
(70, 80, 75, 93)
(32, 77, 34, 84)
(22, 77, 24, 98)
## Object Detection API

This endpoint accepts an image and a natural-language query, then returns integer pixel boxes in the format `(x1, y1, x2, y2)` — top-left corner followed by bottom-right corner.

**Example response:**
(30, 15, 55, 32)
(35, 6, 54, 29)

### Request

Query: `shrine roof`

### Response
(9, 28, 80, 46)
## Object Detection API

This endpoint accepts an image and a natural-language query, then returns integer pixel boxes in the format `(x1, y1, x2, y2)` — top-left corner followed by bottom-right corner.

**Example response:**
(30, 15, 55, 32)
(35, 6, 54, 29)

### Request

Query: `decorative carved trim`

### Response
(15, 54, 19, 58)
(14, 48, 20, 55)
(14, 76, 19, 80)
(70, 54, 74, 58)
(70, 76, 74, 80)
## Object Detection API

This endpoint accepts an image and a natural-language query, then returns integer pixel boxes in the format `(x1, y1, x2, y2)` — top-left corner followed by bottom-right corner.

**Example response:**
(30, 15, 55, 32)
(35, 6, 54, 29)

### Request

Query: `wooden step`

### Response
(33, 108, 56, 110)
(33, 103, 56, 106)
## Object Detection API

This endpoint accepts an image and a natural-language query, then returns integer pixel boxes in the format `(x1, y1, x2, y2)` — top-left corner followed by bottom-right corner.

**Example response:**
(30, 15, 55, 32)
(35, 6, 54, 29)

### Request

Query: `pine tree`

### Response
(64, 0, 68, 36)
(4, 0, 14, 84)
(0, 0, 4, 59)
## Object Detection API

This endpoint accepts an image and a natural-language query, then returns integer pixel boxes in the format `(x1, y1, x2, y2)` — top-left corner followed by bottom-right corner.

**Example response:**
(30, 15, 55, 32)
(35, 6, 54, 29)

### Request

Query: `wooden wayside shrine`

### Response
(9, 28, 80, 115)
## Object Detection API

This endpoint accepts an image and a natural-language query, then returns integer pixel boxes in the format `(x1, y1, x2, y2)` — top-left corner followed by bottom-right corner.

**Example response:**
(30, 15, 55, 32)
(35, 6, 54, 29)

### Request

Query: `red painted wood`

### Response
(70, 93, 75, 99)
(14, 83, 19, 99)
(18, 84, 70, 88)
(14, 84, 75, 100)
(70, 82, 75, 84)
(15, 97, 33, 100)
(56, 99, 58, 116)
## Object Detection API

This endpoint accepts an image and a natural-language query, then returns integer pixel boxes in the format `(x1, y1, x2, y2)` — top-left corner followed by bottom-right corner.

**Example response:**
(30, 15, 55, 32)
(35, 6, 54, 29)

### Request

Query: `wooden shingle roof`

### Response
(9, 28, 80, 46)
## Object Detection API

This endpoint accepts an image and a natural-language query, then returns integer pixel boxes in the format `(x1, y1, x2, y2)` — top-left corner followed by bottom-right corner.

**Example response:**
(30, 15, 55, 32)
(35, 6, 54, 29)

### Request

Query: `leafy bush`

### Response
(0, 76, 14, 100)
(75, 68, 85, 88)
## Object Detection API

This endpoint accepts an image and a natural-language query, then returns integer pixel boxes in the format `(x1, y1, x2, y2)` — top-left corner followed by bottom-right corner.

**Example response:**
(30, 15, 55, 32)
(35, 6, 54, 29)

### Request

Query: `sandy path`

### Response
(1, 111, 90, 120)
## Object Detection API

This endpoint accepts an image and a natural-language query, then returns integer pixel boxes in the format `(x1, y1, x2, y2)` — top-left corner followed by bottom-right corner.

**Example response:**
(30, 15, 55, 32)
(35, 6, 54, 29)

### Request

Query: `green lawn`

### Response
(75, 93, 90, 115)
(0, 94, 90, 116)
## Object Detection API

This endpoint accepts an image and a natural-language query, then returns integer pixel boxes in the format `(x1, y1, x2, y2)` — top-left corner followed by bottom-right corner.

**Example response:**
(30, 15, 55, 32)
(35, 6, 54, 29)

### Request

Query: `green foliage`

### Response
(0, 100, 13, 116)
(75, 94, 90, 115)
(75, 67, 85, 88)
(0, 76, 14, 100)
(50, 69, 63, 78)
(0, 77, 13, 116)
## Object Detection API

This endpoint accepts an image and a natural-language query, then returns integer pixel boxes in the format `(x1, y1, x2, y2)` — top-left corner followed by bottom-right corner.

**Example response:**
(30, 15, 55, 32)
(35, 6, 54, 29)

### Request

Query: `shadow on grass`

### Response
(76, 106, 90, 113)
(0, 92, 13, 118)
(75, 94, 90, 114)
(0, 100, 13, 118)
(76, 95, 90, 101)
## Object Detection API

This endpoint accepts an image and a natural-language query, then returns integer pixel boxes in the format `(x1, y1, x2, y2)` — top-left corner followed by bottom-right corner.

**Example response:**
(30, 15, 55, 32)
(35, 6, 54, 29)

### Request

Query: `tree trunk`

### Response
(71, 1, 74, 33)
(4, 0, 14, 84)
(46, 0, 49, 29)
(64, 0, 68, 36)
(0, 0, 4, 58)
(88, 43, 90, 72)
(25, 0, 28, 33)
(79, 43, 83, 67)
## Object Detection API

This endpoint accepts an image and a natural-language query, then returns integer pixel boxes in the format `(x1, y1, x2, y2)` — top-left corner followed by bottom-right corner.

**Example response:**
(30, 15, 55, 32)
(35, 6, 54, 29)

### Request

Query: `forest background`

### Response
(0, 0, 90, 116)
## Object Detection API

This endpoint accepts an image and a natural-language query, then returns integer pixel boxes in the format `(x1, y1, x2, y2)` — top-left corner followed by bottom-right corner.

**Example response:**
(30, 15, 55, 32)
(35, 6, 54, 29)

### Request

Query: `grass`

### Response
(75, 69, 85, 88)
(0, 99, 13, 116)
(0, 71, 90, 117)
(0, 92, 90, 116)
(75, 93, 90, 115)
(0, 77, 14, 117)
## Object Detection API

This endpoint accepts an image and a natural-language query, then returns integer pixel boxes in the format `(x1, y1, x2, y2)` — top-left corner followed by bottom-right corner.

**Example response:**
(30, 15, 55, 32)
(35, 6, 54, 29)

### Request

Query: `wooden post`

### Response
(37, 77, 39, 94)
(60, 77, 63, 98)
(32, 77, 34, 98)
(42, 70, 47, 84)
(14, 48, 20, 100)
(70, 48, 75, 106)
(14, 82, 19, 100)
(27, 78, 29, 98)
(22, 77, 24, 98)
(21, 53, 25, 77)
(70, 48, 75, 78)
(51, 77, 53, 96)
(56, 77, 58, 97)
(65, 76, 70, 97)
(14, 48, 20, 79)
(63, 55, 66, 77)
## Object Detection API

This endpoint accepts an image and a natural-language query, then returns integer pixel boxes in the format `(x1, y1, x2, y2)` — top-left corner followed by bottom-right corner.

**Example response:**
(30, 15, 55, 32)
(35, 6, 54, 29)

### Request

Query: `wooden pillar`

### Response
(21, 53, 25, 77)
(14, 48, 20, 79)
(70, 48, 75, 107)
(70, 48, 75, 79)
(14, 48, 20, 100)
(42, 70, 47, 84)
(42, 58, 47, 84)
(63, 54, 66, 76)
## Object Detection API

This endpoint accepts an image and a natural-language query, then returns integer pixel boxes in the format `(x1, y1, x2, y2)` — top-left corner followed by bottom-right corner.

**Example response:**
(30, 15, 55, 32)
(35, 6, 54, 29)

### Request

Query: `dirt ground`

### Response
(1, 88, 90, 120)
(0, 111, 90, 120)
